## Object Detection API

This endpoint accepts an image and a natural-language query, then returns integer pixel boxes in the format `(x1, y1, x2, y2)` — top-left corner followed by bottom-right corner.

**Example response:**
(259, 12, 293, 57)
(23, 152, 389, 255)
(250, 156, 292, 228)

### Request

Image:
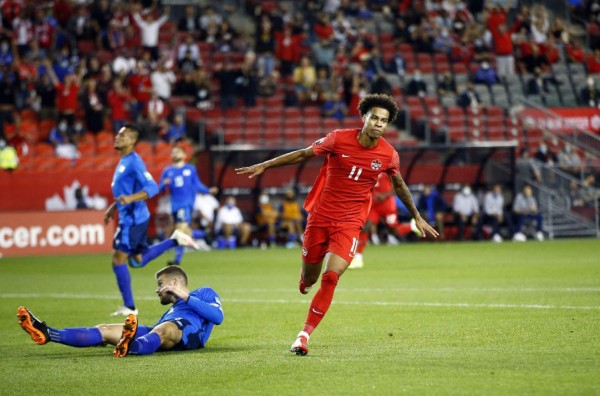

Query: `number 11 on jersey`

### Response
(348, 166, 363, 181)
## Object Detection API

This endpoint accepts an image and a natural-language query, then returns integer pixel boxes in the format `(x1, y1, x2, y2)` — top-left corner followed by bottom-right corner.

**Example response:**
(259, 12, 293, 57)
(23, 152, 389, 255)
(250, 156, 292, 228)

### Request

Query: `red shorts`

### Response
(301, 222, 361, 264)
(366, 199, 398, 226)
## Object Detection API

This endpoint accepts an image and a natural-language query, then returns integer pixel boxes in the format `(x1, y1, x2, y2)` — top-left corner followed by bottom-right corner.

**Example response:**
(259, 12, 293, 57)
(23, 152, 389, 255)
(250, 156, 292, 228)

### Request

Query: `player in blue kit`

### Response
(103, 125, 199, 316)
(159, 146, 218, 266)
(17, 266, 224, 357)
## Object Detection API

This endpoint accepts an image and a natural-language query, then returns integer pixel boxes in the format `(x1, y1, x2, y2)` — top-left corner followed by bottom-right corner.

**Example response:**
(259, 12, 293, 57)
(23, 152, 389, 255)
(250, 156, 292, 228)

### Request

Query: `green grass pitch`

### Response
(1, 239, 599, 395)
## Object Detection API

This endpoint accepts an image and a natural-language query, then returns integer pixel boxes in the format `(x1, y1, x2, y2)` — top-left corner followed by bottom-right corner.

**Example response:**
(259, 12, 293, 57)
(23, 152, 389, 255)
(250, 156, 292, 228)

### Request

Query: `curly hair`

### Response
(357, 93, 399, 123)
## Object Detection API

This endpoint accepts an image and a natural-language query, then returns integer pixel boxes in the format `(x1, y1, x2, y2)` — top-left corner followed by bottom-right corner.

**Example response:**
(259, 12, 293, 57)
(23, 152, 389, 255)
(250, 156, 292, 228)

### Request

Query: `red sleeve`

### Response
(311, 130, 336, 156)
(385, 149, 400, 178)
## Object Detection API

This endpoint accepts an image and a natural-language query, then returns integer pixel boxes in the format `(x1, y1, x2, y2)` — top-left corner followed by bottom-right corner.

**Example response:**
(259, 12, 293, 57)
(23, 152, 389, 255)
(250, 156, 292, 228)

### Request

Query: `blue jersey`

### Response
(156, 287, 223, 348)
(159, 164, 210, 212)
(111, 152, 159, 226)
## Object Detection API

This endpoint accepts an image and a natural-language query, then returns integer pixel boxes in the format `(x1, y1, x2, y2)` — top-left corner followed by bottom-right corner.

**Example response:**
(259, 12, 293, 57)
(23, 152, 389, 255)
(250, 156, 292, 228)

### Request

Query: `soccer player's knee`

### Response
(321, 271, 339, 286)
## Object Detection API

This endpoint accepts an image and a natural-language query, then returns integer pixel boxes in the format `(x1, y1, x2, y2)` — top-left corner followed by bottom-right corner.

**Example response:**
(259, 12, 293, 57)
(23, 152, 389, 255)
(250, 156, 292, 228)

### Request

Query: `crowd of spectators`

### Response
(1, 0, 599, 240)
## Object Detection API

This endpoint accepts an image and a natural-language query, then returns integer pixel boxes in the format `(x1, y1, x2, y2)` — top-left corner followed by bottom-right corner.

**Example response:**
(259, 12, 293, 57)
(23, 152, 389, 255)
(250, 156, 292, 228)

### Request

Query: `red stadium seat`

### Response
(34, 143, 54, 157)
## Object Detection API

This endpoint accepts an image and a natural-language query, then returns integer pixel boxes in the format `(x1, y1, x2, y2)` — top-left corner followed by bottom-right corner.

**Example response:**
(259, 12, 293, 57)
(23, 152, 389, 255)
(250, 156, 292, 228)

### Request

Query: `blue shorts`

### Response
(134, 318, 208, 351)
(166, 317, 206, 350)
(113, 221, 149, 255)
(172, 207, 192, 224)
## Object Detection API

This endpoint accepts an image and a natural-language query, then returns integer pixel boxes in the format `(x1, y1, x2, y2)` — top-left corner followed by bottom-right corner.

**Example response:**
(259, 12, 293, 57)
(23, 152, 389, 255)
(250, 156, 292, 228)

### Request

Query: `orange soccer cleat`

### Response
(17, 306, 49, 345)
(113, 313, 138, 358)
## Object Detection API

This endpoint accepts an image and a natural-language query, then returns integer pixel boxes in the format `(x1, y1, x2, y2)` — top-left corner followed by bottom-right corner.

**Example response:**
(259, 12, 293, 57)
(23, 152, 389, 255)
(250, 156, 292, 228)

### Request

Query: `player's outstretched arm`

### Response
(390, 174, 439, 239)
(235, 146, 315, 178)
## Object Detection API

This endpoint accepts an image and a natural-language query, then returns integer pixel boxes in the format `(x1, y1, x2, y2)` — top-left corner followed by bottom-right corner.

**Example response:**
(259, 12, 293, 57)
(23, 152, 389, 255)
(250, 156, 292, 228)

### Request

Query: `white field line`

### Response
(2, 293, 599, 311)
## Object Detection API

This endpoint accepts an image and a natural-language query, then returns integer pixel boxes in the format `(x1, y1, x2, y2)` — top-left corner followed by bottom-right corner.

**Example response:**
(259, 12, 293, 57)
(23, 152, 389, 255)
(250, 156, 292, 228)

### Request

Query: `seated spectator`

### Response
(292, 56, 317, 103)
(585, 49, 600, 74)
(452, 184, 480, 240)
(0, 39, 14, 66)
(437, 72, 458, 97)
(279, 189, 304, 248)
(388, 53, 405, 79)
(534, 140, 558, 166)
(48, 120, 79, 160)
(214, 196, 251, 249)
(163, 113, 187, 143)
(255, 191, 278, 247)
(194, 69, 213, 110)
(472, 61, 499, 85)
(404, 69, 427, 97)
(477, 183, 511, 242)
(177, 5, 201, 35)
(321, 91, 347, 120)
(433, 28, 456, 54)
(417, 185, 447, 240)
(568, 180, 585, 208)
(580, 76, 600, 107)
(370, 72, 393, 96)
(178, 50, 200, 74)
(565, 40, 585, 63)
(580, 174, 600, 207)
(0, 139, 18, 171)
(526, 67, 549, 95)
(558, 143, 582, 176)
(512, 184, 544, 241)
(457, 82, 482, 110)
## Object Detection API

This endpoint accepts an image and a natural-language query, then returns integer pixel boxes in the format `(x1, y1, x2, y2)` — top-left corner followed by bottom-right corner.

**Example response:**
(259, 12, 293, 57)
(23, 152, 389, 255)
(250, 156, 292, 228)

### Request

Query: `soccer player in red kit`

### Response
(349, 173, 422, 269)
(236, 94, 439, 355)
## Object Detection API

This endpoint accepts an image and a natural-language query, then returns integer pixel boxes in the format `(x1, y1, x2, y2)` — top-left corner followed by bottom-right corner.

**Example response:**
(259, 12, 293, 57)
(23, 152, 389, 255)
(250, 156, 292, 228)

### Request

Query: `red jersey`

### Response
(373, 172, 394, 203)
(304, 129, 400, 228)
(55, 83, 79, 113)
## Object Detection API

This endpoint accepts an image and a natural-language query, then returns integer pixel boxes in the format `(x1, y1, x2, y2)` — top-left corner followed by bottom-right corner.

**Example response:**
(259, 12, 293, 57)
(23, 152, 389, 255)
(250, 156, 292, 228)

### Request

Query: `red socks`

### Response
(303, 271, 339, 335)
(395, 223, 412, 236)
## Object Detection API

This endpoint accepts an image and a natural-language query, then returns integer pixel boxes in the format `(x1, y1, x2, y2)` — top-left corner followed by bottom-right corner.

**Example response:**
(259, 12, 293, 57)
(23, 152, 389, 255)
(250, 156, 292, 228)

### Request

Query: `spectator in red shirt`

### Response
(275, 25, 300, 76)
(44, 58, 82, 127)
(128, 61, 152, 122)
(314, 12, 334, 41)
(107, 78, 133, 133)
(586, 49, 600, 74)
(566, 40, 585, 63)
(33, 7, 56, 58)
(491, 24, 514, 80)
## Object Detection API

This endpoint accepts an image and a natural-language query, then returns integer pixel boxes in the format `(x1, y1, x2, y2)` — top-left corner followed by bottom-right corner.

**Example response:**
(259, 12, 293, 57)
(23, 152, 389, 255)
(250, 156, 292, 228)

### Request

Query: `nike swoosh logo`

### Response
(341, 154, 351, 158)
(311, 308, 324, 315)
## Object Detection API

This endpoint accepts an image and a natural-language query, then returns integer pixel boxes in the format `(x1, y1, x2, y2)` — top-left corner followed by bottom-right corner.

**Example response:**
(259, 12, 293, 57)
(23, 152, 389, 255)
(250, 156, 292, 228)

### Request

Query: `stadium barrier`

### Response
(0, 210, 114, 257)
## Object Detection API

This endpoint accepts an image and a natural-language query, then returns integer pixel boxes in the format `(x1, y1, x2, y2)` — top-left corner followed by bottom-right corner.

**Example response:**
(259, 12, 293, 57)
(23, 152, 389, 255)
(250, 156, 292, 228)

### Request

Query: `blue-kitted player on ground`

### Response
(103, 125, 199, 316)
(17, 266, 224, 357)
(158, 146, 218, 265)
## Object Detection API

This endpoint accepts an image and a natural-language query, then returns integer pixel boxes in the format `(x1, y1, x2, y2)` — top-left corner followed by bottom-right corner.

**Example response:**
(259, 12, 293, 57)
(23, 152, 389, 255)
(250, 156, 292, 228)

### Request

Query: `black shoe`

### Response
(17, 306, 49, 345)
(167, 260, 180, 266)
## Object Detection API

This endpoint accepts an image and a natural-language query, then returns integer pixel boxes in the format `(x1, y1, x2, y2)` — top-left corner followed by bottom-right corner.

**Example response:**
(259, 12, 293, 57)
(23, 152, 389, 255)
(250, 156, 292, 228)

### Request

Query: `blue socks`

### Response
(141, 239, 177, 265)
(191, 229, 205, 239)
(48, 327, 103, 347)
(129, 332, 162, 355)
(174, 246, 184, 264)
(113, 263, 135, 309)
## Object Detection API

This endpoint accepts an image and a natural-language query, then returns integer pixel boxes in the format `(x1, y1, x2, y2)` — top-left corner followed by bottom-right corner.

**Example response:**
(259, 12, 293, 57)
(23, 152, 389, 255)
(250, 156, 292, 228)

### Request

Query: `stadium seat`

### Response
(154, 140, 171, 156)
(77, 141, 96, 156)
(243, 127, 262, 144)
(136, 141, 154, 157)
(34, 143, 55, 157)
(322, 118, 340, 131)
